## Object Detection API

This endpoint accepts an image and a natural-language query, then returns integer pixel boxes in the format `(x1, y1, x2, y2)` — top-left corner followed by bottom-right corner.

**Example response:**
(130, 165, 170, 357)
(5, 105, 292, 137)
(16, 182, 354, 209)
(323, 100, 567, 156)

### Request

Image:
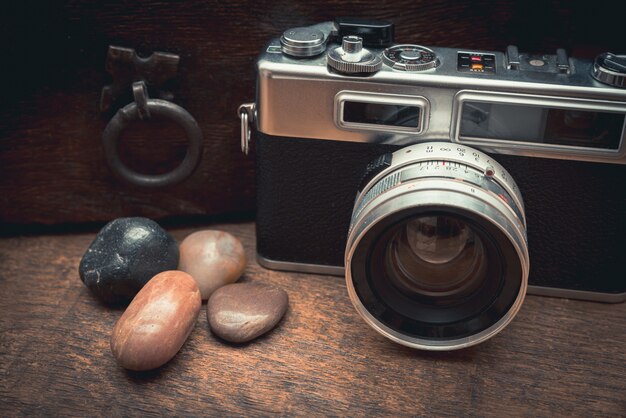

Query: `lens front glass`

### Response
(350, 210, 523, 341)
(387, 216, 487, 301)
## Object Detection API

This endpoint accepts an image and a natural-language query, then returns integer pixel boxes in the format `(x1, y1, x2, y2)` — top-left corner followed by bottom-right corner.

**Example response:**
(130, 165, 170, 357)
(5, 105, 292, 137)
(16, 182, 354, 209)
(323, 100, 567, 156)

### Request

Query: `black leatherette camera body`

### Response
(256, 133, 626, 297)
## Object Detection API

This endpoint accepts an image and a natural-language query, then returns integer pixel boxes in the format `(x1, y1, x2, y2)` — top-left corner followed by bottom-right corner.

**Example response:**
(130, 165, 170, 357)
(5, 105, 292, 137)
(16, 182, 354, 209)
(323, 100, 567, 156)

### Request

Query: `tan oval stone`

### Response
(110, 270, 201, 371)
(178, 230, 247, 300)
(207, 282, 289, 343)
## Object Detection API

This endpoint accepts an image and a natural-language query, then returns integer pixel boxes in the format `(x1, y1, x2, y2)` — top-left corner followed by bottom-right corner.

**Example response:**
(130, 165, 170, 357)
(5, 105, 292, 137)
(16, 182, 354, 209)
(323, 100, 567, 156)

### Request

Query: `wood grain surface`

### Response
(1, 222, 624, 416)
(2, 0, 624, 226)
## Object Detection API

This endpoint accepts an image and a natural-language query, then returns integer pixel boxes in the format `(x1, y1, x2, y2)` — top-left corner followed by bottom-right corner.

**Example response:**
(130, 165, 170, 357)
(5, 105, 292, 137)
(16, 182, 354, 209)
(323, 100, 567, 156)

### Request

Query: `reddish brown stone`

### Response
(110, 270, 201, 371)
(207, 282, 288, 343)
(178, 230, 247, 300)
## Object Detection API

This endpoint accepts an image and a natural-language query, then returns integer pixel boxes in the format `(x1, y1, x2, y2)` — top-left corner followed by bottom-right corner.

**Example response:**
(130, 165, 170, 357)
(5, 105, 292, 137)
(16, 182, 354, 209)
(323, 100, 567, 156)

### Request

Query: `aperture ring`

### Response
(351, 162, 525, 238)
(354, 142, 525, 223)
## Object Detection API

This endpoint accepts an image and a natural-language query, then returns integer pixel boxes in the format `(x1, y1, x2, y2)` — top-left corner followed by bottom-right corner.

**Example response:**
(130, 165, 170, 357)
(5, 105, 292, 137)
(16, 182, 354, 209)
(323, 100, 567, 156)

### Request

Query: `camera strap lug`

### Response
(238, 103, 256, 156)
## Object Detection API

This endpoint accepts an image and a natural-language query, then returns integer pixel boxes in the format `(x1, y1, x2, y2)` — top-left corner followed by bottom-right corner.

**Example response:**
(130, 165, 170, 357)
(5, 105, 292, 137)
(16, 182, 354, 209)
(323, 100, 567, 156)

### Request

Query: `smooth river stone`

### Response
(207, 282, 288, 343)
(79, 217, 179, 305)
(111, 270, 201, 371)
(178, 230, 246, 300)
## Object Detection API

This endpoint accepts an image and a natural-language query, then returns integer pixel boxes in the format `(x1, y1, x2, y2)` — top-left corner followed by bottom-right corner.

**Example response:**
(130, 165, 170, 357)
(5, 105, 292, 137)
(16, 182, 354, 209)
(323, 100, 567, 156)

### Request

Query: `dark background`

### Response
(1, 5, 625, 415)
(1, 0, 625, 230)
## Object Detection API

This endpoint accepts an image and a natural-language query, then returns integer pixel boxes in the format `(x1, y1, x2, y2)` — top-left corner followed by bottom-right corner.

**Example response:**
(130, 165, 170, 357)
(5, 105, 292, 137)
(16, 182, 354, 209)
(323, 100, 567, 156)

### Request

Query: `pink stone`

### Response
(178, 230, 247, 300)
(110, 270, 201, 371)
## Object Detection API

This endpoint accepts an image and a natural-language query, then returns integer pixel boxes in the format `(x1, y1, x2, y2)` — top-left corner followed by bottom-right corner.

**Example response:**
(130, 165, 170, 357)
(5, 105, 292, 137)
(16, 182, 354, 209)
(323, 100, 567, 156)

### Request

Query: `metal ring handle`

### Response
(102, 99, 203, 187)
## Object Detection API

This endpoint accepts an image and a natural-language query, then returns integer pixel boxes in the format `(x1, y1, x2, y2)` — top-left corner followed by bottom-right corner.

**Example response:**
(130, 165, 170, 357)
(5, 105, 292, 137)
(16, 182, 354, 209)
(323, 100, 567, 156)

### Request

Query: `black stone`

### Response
(79, 217, 179, 305)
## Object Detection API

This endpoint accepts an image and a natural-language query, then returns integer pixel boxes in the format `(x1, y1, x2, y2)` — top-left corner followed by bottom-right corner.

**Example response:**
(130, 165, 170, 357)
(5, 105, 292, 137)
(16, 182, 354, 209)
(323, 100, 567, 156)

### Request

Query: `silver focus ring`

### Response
(354, 143, 525, 222)
(349, 177, 527, 259)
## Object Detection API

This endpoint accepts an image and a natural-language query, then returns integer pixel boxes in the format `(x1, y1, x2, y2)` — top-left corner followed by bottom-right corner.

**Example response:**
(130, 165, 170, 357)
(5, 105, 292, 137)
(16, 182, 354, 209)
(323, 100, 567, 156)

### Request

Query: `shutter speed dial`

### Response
(383, 45, 440, 71)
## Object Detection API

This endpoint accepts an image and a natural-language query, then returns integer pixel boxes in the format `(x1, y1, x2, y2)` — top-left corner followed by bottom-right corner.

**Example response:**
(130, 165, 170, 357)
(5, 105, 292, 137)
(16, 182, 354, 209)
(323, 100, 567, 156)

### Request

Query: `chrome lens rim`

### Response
(345, 143, 529, 351)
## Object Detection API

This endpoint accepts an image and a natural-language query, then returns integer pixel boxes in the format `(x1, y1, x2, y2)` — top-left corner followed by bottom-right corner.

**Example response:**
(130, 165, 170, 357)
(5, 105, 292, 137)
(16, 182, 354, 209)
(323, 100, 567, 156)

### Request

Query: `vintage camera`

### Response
(238, 18, 626, 350)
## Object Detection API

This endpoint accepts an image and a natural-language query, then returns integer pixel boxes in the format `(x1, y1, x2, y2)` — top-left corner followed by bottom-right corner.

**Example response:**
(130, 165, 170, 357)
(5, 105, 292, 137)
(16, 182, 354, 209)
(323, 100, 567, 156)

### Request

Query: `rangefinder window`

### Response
(459, 101, 625, 150)
(343, 101, 421, 128)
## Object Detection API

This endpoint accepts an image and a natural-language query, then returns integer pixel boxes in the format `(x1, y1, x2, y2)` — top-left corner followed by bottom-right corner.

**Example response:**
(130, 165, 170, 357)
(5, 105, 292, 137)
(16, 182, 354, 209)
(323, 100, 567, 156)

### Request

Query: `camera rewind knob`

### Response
(327, 36, 383, 74)
(591, 53, 626, 88)
(280, 27, 327, 57)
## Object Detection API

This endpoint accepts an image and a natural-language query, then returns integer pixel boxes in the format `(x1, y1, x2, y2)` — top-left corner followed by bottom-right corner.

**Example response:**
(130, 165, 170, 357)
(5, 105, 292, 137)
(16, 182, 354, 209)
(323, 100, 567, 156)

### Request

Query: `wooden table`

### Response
(1, 222, 624, 416)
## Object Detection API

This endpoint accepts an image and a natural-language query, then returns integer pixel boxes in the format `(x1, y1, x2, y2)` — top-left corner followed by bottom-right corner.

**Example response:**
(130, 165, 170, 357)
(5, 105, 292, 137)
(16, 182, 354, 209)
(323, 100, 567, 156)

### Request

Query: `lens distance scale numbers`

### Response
(402, 144, 521, 206)
(383, 45, 440, 71)
(352, 143, 525, 230)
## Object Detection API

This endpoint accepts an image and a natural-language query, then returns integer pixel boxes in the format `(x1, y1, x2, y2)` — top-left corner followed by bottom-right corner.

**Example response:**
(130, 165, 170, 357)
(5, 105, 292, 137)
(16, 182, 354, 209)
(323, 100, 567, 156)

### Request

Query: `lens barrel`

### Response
(345, 142, 529, 350)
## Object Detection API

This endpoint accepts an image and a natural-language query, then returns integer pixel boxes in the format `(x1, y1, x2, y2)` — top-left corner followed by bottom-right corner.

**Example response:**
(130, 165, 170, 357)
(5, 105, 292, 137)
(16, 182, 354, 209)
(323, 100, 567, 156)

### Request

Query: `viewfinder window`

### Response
(343, 101, 421, 129)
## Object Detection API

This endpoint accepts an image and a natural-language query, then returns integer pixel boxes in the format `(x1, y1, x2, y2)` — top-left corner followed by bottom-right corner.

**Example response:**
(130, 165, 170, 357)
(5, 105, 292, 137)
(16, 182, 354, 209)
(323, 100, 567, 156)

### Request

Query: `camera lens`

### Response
(345, 142, 529, 350)
(387, 216, 486, 299)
